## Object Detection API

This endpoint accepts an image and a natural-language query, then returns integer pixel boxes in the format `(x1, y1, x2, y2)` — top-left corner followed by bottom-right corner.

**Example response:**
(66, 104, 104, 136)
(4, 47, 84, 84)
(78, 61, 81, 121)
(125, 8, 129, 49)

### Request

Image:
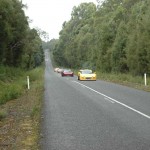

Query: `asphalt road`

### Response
(40, 50, 150, 150)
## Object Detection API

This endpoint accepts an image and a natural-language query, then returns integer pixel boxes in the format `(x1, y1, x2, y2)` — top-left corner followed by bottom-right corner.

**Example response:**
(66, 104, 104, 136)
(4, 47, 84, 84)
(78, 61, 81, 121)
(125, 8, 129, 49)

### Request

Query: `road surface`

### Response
(40, 50, 150, 150)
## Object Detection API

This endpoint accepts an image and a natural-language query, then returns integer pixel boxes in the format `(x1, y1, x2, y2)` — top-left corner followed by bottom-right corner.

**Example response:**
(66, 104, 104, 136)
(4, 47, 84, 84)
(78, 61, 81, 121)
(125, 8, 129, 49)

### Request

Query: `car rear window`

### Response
(82, 70, 92, 74)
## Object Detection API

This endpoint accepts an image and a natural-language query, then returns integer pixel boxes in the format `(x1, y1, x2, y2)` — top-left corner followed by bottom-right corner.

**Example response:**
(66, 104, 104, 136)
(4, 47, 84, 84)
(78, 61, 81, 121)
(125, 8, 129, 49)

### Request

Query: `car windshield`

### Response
(64, 69, 71, 73)
(81, 70, 92, 74)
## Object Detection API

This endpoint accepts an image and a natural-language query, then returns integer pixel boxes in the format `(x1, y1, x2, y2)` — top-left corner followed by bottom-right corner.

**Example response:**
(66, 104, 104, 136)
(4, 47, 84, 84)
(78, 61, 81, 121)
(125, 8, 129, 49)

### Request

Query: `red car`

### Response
(61, 69, 74, 77)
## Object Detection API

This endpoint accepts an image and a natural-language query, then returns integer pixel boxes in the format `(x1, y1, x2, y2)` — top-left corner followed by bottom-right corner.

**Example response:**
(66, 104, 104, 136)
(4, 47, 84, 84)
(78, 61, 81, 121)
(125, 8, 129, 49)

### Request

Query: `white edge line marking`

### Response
(104, 97, 115, 103)
(73, 81, 150, 119)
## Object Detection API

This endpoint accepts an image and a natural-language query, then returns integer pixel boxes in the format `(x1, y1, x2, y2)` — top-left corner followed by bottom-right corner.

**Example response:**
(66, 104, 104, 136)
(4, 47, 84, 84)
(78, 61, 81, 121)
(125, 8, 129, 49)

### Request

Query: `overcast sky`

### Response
(22, 0, 98, 40)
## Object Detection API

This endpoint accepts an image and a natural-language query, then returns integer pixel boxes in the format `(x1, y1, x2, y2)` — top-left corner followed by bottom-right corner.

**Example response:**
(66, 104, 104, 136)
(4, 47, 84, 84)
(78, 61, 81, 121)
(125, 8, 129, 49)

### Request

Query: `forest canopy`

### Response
(52, 0, 150, 76)
(0, 0, 44, 69)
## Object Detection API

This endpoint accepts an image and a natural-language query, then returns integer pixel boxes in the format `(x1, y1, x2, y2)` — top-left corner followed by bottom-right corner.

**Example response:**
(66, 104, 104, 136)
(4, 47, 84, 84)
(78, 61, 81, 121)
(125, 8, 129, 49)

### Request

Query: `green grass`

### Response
(0, 109, 7, 120)
(31, 106, 40, 118)
(0, 65, 23, 81)
(0, 65, 44, 149)
(27, 67, 44, 82)
(0, 66, 24, 105)
(96, 72, 150, 91)
(0, 66, 44, 105)
(0, 84, 22, 104)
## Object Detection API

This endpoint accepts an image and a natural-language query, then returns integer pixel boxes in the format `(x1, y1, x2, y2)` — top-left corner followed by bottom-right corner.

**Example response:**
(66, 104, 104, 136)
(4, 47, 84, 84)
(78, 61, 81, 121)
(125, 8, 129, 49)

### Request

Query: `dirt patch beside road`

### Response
(0, 86, 43, 150)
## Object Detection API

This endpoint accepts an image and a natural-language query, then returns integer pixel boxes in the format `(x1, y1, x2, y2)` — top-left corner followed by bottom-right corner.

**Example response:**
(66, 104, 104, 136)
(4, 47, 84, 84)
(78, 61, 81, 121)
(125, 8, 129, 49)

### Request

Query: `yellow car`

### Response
(78, 69, 96, 81)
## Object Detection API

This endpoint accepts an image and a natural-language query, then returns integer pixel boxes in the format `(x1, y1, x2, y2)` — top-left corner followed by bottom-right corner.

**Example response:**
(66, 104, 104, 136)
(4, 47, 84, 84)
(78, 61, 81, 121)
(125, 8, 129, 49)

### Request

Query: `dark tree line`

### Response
(0, 0, 44, 69)
(52, 0, 150, 76)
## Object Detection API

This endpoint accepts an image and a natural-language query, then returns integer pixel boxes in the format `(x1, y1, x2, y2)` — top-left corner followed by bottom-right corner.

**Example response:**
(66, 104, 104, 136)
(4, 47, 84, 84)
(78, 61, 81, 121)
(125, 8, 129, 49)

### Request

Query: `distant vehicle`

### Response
(57, 68, 64, 73)
(78, 69, 96, 81)
(54, 68, 59, 72)
(61, 69, 74, 77)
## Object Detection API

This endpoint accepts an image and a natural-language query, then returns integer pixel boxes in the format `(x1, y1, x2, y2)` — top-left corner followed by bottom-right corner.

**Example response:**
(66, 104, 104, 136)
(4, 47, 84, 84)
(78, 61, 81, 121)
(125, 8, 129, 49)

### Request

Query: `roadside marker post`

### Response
(27, 76, 30, 89)
(144, 73, 147, 86)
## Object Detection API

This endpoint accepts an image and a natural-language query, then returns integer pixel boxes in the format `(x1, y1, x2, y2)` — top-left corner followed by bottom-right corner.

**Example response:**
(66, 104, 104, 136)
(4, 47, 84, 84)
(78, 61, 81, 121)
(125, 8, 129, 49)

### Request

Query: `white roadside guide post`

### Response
(27, 76, 30, 90)
(144, 73, 147, 86)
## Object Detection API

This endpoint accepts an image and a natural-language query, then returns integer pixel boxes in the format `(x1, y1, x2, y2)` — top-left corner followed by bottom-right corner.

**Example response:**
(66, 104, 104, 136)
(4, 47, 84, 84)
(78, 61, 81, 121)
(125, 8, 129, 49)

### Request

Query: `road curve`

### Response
(40, 50, 150, 150)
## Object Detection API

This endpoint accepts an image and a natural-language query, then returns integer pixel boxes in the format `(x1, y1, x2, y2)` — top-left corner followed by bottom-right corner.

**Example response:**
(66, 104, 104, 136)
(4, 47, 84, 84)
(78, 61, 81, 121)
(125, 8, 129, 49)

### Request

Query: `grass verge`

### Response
(96, 72, 150, 92)
(0, 66, 44, 149)
(73, 69, 150, 92)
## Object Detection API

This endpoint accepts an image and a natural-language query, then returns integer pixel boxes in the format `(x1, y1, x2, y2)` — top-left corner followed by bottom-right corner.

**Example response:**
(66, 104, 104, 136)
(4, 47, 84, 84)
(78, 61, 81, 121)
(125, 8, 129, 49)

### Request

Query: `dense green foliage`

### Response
(0, 0, 43, 69)
(0, 0, 44, 104)
(42, 39, 58, 51)
(52, 0, 150, 76)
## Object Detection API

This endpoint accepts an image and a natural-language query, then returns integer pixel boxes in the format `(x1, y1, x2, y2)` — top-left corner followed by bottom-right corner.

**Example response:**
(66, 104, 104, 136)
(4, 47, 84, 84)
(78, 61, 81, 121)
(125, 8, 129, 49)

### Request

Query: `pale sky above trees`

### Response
(22, 0, 98, 40)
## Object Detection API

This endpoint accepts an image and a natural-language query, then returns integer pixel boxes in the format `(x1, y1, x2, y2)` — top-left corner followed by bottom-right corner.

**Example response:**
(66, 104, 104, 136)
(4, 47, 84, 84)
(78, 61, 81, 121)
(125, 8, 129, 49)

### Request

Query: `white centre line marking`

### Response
(73, 81, 150, 119)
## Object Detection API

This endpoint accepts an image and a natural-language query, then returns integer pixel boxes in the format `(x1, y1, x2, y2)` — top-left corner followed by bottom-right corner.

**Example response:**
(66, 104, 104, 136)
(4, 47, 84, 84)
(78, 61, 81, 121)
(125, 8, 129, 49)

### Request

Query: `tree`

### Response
(0, 0, 43, 69)
(53, 0, 150, 75)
